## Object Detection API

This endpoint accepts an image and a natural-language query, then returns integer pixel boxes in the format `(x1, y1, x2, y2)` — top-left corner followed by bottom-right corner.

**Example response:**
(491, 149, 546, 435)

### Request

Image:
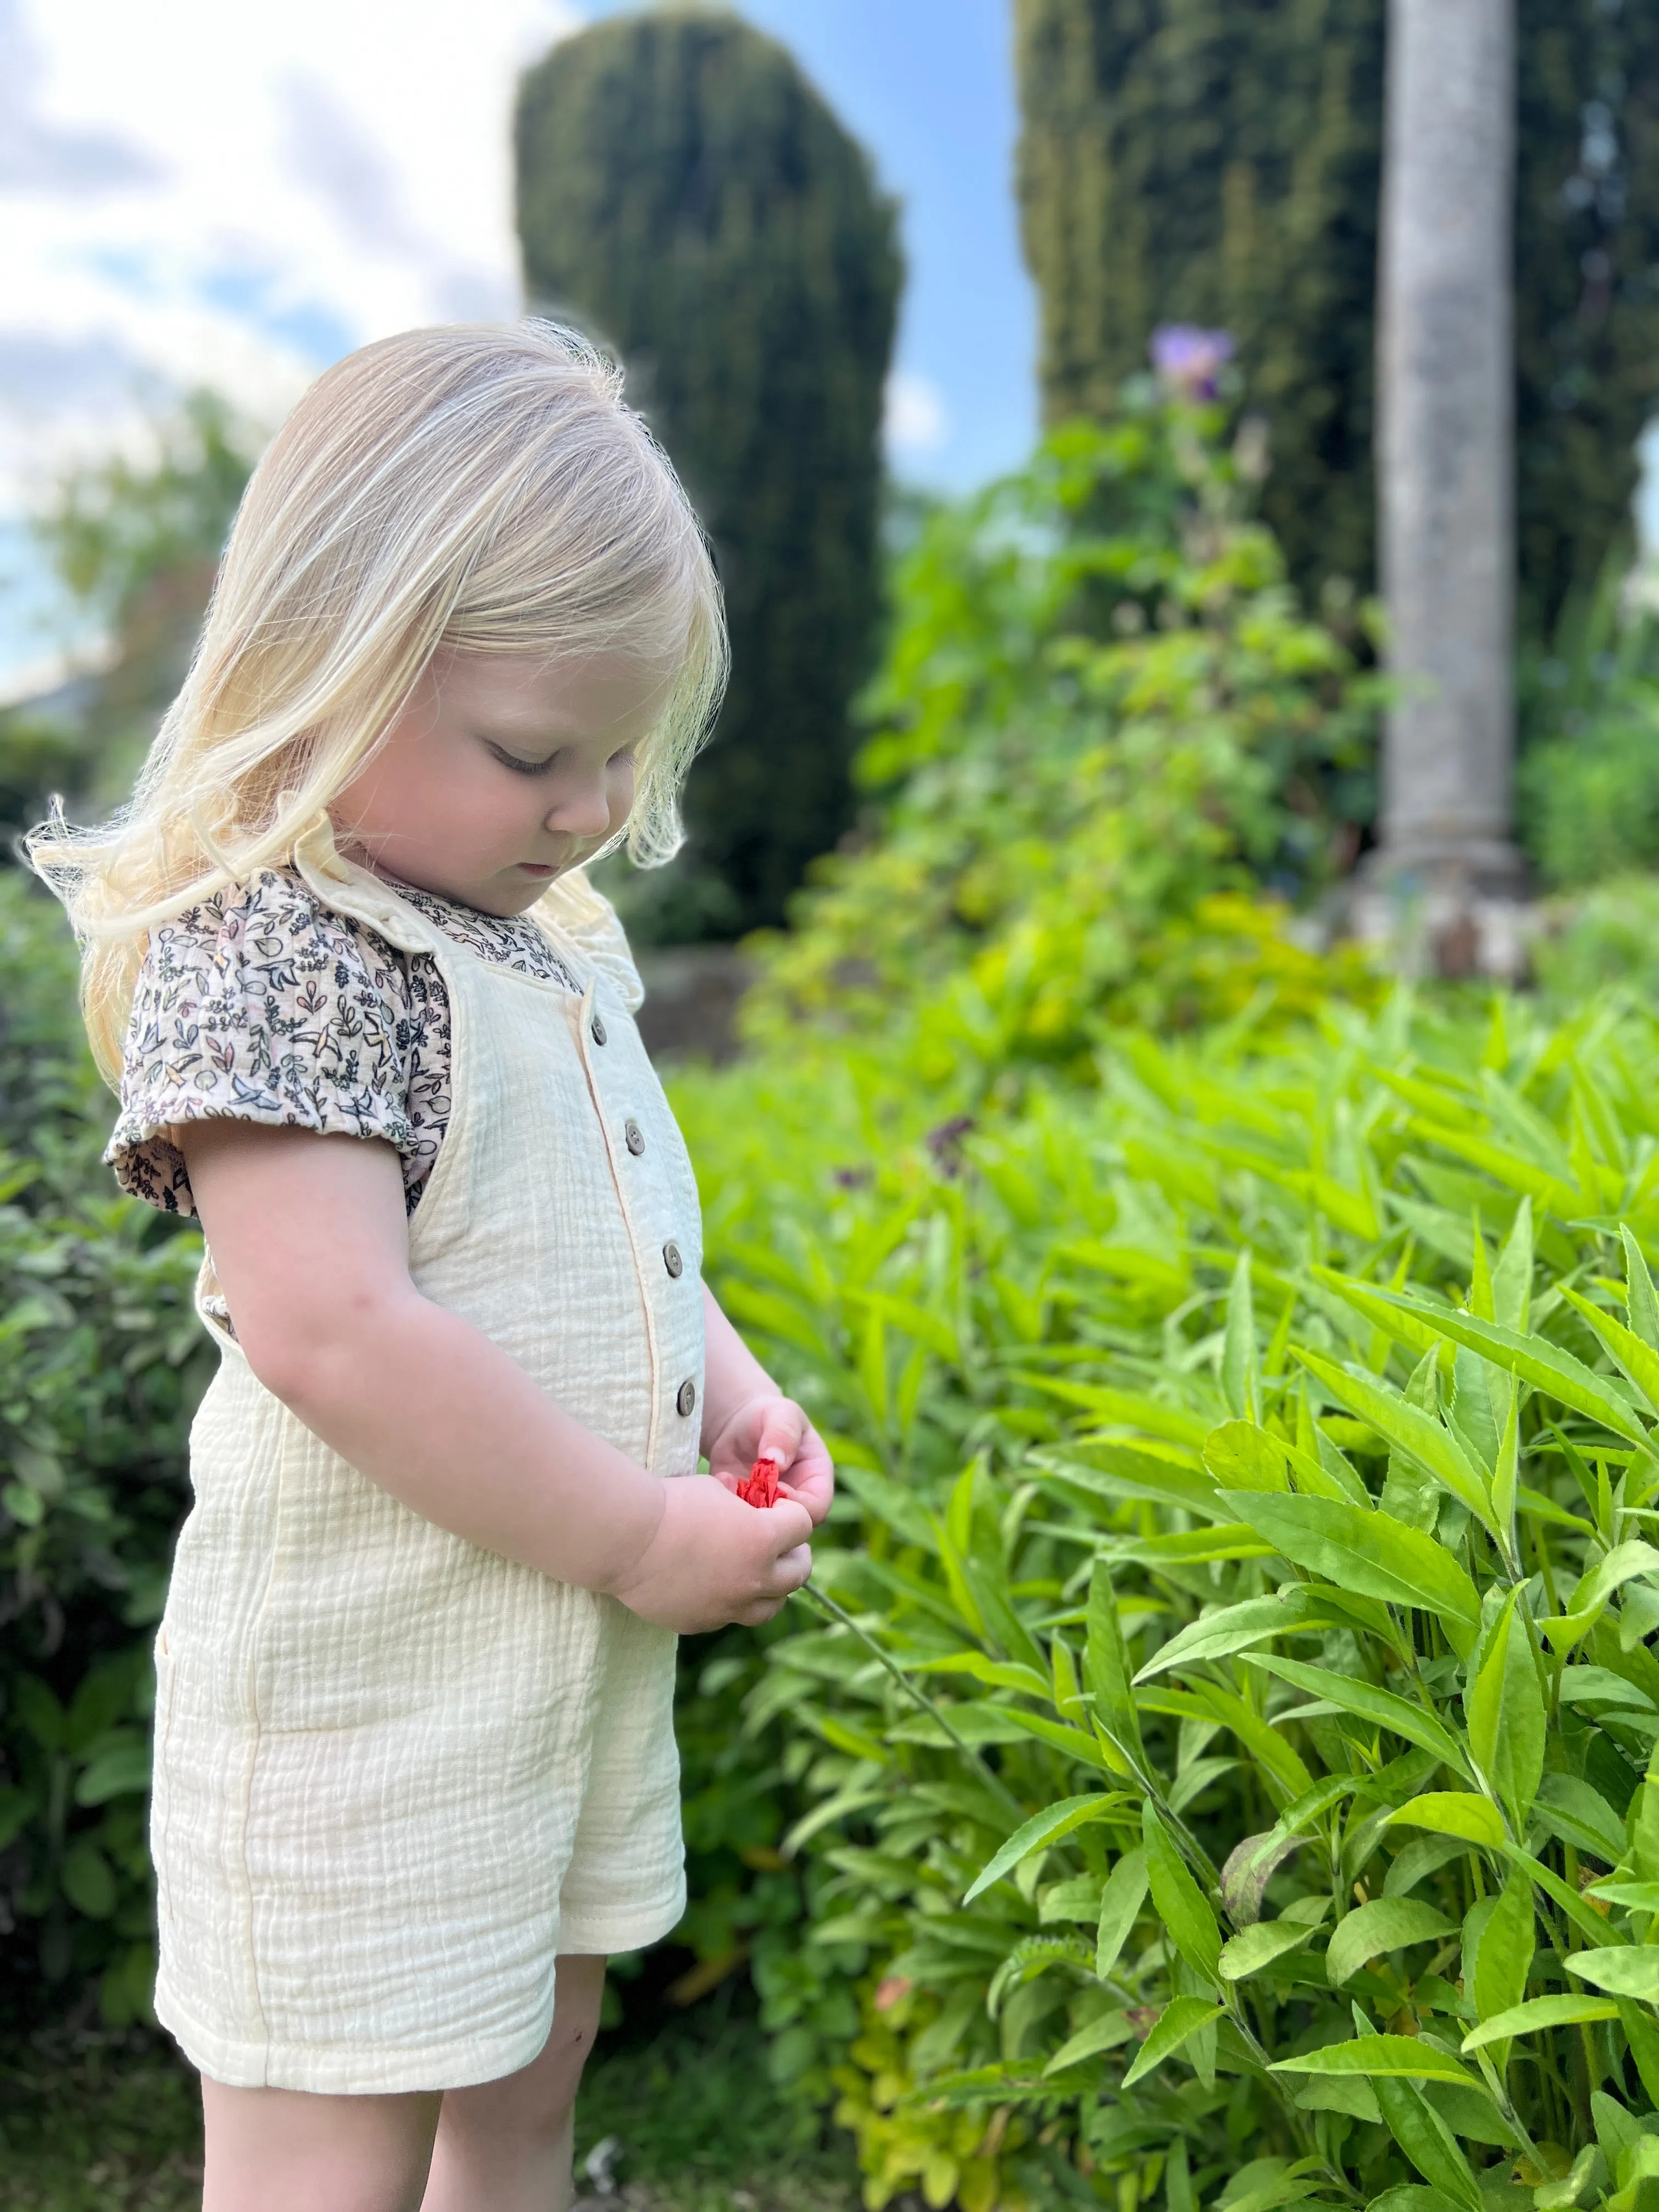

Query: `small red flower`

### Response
(737, 1455, 781, 1508)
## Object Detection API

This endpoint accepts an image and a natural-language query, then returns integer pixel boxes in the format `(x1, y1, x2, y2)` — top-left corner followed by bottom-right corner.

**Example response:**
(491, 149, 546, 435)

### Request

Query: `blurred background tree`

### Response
(1015, 0, 1659, 631)
(515, 8, 902, 939)
(0, 396, 256, 843)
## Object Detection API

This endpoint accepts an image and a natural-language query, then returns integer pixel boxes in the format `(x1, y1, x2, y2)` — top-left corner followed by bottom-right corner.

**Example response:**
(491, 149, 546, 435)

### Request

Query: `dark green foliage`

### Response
(515, 9, 902, 935)
(1015, 0, 1659, 628)
(0, 872, 210, 2032)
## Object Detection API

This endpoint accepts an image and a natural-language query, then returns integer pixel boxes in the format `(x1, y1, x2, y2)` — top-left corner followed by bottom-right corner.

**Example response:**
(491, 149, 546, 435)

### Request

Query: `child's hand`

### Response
(704, 1395, 834, 1527)
(605, 1472, 814, 1633)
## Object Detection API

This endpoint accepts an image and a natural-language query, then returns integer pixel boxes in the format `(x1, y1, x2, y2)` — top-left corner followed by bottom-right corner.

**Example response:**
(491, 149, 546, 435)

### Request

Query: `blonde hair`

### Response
(29, 321, 728, 1082)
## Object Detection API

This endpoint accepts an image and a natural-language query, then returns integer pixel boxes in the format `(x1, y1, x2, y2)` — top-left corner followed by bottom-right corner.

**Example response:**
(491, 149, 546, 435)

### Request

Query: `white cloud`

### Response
(884, 368, 950, 460)
(0, 0, 159, 194)
(0, 0, 584, 504)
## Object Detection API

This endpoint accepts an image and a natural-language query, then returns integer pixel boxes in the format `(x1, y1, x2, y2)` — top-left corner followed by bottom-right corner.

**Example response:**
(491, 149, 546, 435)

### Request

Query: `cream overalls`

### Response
(149, 857, 704, 2094)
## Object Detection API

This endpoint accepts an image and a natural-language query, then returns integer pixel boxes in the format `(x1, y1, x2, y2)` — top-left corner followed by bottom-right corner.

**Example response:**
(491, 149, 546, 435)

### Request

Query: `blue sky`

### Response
(0, 0, 1037, 696)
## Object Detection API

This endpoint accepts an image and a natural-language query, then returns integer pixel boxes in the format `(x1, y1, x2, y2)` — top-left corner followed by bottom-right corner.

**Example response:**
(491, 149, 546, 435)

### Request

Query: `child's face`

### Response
(332, 647, 667, 915)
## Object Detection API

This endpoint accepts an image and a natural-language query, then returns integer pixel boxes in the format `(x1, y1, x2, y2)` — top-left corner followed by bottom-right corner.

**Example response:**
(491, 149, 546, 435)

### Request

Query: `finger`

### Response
(755, 1402, 807, 1470)
(761, 1501, 814, 1551)
(768, 1541, 813, 1594)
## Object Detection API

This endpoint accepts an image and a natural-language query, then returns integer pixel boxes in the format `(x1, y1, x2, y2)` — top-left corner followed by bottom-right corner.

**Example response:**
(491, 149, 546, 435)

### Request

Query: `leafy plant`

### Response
(0, 871, 210, 2029)
(741, 395, 1381, 1082)
(673, 985, 1659, 2208)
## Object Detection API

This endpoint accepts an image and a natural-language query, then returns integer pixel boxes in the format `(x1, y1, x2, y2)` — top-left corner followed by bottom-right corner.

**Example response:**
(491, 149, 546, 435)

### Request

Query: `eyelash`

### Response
(490, 747, 636, 779)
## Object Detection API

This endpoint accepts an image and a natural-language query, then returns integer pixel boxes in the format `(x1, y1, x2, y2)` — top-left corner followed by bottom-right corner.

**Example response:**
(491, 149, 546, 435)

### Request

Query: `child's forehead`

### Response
(427, 647, 672, 732)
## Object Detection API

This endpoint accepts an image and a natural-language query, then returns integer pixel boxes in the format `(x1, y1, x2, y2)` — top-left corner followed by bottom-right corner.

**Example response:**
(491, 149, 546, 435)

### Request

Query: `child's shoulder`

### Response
(533, 868, 645, 1013)
(143, 866, 410, 996)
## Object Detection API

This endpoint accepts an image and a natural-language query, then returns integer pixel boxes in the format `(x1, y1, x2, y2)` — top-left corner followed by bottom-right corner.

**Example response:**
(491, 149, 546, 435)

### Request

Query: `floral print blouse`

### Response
(108, 868, 585, 1219)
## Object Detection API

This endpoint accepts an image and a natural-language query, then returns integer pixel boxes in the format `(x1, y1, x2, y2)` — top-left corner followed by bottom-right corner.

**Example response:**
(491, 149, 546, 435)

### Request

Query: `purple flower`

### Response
(1150, 325, 1235, 400)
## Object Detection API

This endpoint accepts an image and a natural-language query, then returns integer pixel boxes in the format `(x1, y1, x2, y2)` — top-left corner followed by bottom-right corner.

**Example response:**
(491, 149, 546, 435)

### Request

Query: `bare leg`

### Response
(420, 1954, 608, 2212)
(201, 2076, 441, 2212)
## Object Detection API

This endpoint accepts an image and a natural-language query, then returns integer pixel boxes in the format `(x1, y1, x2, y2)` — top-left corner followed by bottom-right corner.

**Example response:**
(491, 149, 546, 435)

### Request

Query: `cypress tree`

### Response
(1015, 0, 1659, 630)
(515, 9, 901, 934)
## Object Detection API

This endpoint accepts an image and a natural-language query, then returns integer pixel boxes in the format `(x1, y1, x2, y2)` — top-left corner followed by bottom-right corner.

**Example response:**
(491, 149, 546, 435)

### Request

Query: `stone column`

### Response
(1367, 0, 1528, 975)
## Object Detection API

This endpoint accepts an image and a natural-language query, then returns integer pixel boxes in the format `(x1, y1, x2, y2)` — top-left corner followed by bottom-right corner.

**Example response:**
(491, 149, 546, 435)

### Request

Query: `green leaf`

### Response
(1219, 1491, 1481, 1650)
(1533, 1771, 1627, 1865)
(1222, 1250, 1259, 1421)
(74, 1742, 153, 1806)
(964, 1795, 1124, 1903)
(1471, 1866, 1535, 2034)
(0, 1787, 38, 1851)
(1241, 1654, 1469, 1774)
(1562, 1285, 1659, 1419)
(1095, 1846, 1148, 1980)
(1566, 1948, 1659, 2000)
(1120, 1996, 1226, 2087)
(1362, 2192, 1463, 2212)
(1370, 1291, 1653, 1450)
(1568, 1541, 1659, 1622)
(1310, 1267, 1447, 1368)
(1086, 1560, 1145, 1770)
(11, 1674, 64, 1753)
(1493, 1199, 1534, 1334)
(1269, 2035, 1480, 2088)
(1188, 1679, 1314, 1802)
(1142, 1802, 1220, 1988)
(59, 1838, 116, 1919)
(1371, 2073, 1486, 2212)
(1588, 1879, 1659, 1911)
(1220, 1915, 1322, 1982)
(1404, 1118, 1580, 1218)
(1385, 1794, 1505, 1848)
(1325, 1898, 1454, 1987)
(1465, 1590, 1545, 1821)
(1502, 1844, 1622, 1947)
(1201, 1420, 1287, 1492)
(1042, 2009, 1136, 2074)
(1461, 1994, 1621, 2053)
(1626, 1226, 1659, 1353)
(1297, 1349, 1495, 1538)
(1133, 1591, 1318, 1683)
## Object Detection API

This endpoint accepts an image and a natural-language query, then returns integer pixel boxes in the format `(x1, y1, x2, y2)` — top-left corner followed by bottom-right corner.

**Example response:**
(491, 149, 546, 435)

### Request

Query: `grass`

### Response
(0, 2018, 859, 2212)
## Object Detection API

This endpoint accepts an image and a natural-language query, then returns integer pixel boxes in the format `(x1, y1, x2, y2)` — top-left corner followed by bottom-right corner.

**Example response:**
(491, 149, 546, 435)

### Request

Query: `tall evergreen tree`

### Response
(515, 10, 901, 934)
(1014, 0, 1659, 629)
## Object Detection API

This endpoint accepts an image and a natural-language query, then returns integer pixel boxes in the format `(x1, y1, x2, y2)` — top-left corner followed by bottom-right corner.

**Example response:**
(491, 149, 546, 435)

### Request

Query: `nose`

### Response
(544, 777, 614, 840)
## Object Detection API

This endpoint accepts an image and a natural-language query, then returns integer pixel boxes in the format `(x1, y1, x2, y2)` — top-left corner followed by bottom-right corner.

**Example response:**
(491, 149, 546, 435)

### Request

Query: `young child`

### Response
(31, 323, 832, 2212)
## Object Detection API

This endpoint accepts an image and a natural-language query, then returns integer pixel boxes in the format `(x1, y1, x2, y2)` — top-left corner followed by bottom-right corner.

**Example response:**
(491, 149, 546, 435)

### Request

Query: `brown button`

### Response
(590, 1013, 607, 1046)
(676, 1378, 697, 1417)
(624, 1119, 645, 1155)
(663, 1240, 684, 1278)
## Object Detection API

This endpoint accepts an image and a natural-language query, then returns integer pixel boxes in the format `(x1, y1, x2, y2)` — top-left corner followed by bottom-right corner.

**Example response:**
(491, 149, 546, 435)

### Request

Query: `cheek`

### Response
(610, 763, 637, 827)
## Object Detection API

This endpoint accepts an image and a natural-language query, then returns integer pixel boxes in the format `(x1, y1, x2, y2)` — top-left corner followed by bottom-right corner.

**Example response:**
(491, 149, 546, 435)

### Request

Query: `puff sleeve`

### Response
(106, 871, 432, 1217)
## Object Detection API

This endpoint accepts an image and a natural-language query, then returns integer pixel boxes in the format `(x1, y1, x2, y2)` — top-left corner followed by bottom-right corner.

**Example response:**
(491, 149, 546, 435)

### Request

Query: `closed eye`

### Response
(489, 744, 559, 777)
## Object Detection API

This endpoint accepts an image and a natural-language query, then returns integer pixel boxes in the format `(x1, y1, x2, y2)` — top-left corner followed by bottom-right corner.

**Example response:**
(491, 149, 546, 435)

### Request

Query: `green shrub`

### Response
(1534, 876, 1659, 1011)
(1519, 589, 1659, 889)
(674, 986, 1659, 2208)
(515, 9, 900, 937)
(740, 393, 1381, 1084)
(0, 871, 210, 2029)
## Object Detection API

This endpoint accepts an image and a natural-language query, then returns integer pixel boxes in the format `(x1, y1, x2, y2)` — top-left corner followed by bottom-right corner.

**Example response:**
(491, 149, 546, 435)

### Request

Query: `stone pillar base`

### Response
(1348, 842, 1536, 983)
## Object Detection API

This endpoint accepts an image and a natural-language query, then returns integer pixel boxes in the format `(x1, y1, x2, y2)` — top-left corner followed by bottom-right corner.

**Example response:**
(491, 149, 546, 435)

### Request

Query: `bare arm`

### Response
(178, 1120, 812, 1631)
